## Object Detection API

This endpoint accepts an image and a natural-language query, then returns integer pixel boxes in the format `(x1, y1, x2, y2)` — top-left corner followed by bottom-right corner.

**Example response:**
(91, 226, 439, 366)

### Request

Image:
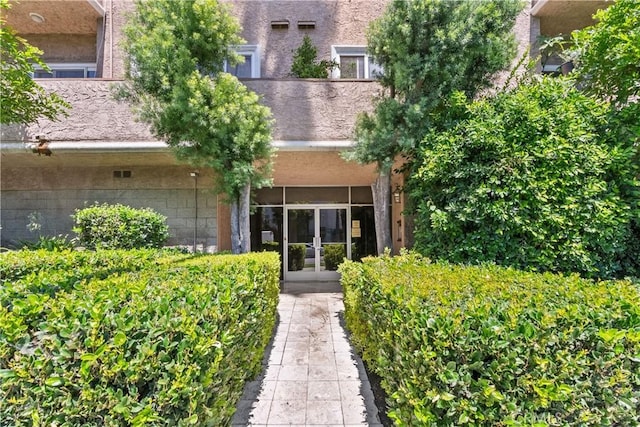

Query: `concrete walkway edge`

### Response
(232, 281, 383, 426)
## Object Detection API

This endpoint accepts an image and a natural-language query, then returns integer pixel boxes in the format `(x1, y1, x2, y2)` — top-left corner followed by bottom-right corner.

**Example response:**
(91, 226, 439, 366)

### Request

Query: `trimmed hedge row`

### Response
(0, 250, 280, 426)
(73, 203, 169, 249)
(340, 252, 640, 426)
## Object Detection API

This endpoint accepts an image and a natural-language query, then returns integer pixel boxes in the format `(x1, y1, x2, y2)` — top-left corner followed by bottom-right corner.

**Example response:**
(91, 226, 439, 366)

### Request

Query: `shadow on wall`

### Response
(234, 0, 340, 141)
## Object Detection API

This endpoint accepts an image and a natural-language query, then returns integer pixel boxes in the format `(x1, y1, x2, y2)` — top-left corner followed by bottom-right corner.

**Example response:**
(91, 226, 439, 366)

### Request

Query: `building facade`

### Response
(0, 0, 607, 280)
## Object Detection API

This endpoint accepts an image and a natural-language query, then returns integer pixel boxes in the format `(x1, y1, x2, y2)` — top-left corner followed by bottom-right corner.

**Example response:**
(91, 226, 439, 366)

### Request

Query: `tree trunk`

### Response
(230, 196, 241, 254)
(230, 182, 252, 254)
(238, 181, 251, 253)
(372, 167, 393, 255)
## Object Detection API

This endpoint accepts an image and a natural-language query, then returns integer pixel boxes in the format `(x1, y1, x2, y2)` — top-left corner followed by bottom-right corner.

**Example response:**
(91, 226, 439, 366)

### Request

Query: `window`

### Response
(331, 46, 381, 79)
(224, 45, 260, 78)
(32, 63, 97, 78)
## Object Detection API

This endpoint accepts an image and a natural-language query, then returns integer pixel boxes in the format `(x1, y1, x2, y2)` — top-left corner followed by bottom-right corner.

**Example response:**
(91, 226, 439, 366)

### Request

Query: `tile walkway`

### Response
(232, 281, 383, 426)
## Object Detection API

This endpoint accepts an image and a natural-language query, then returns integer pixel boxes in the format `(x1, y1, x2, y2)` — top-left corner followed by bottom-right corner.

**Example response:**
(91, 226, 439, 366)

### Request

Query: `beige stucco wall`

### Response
(1, 79, 378, 144)
(27, 34, 98, 63)
(229, 0, 388, 79)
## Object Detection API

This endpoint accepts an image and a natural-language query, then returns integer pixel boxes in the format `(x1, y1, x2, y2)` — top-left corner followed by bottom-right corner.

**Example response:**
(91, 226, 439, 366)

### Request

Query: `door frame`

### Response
(284, 204, 350, 281)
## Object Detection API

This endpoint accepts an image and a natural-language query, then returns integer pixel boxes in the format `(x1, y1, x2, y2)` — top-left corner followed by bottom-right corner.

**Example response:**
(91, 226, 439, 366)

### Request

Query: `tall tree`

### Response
(572, 0, 640, 106)
(345, 0, 523, 254)
(122, 0, 273, 253)
(0, 0, 68, 124)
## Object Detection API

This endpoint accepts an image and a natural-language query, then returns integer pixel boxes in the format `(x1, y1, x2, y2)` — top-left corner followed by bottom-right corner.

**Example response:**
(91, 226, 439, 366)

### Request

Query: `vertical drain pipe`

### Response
(190, 171, 199, 252)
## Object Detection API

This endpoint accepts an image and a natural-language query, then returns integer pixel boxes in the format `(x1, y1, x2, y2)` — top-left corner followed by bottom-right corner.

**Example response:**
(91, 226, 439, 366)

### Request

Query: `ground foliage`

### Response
(409, 76, 639, 279)
(340, 252, 640, 426)
(0, 249, 280, 425)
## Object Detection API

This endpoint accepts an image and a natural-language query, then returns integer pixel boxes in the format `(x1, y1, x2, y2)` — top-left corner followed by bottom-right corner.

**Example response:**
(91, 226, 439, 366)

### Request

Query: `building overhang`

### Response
(531, 0, 611, 36)
(4, 0, 104, 36)
(1, 140, 355, 155)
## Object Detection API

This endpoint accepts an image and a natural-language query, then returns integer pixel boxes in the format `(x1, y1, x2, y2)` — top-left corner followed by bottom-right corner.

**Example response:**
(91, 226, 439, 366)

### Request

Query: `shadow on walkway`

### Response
(232, 282, 382, 426)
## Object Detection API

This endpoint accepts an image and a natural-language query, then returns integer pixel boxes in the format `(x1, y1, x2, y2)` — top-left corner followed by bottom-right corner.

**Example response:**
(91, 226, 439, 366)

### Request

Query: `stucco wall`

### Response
(246, 79, 379, 141)
(229, 0, 388, 79)
(27, 34, 98, 63)
(1, 79, 378, 144)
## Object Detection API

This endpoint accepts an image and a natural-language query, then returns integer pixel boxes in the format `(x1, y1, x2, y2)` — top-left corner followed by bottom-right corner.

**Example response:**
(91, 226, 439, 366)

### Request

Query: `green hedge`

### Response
(340, 252, 640, 426)
(287, 244, 306, 271)
(73, 203, 169, 249)
(0, 250, 280, 426)
(324, 243, 346, 271)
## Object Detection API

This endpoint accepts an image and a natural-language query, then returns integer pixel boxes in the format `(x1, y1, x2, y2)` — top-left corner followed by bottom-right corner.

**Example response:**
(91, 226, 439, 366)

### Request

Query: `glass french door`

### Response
(285, 206, 348, 281)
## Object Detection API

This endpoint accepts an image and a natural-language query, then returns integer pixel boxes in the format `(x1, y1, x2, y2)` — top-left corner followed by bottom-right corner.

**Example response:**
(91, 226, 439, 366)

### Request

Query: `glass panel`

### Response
(351, 206, 377, 262)
(351, 186, 373, 204)
(286, 187, 348, 204)
(320, 208, 347, 271)
(287, 209, 315, 272)
(368, 57, 383, 79)
(56, 69, 85, 78)
(228, 54, 252, 78)
(250, 207, 283, 252)
(340, 56, 365, 79)
(251, 206, 283, 277)
(255, 187, 283, 205)
(34, 70, 54, 78)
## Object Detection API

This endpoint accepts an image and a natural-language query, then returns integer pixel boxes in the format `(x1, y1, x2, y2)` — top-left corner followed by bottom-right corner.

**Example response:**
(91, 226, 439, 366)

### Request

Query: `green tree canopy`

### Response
(0, 0, 68, 125)
(357, 0, 524, 154)
(572, 0, 640, 105)
(345, 0, 523, 253)
(122, 0, 273, 253)
(410, 77, 639, 278)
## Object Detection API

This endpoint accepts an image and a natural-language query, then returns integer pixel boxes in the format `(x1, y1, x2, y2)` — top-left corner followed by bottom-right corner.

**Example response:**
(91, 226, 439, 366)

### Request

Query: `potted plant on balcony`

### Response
(290, 35, 337, 78)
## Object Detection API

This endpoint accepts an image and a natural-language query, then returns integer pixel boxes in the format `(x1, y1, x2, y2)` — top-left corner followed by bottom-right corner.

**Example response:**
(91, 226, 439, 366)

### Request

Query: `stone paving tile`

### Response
(233, 283, 381, 426)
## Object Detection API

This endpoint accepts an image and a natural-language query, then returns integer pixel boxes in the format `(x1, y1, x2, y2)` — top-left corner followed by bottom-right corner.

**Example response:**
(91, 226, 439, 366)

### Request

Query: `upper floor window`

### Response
(331, 46, 381, 79)
(224, 45, 261, 78)
(32, 63, 97, 78)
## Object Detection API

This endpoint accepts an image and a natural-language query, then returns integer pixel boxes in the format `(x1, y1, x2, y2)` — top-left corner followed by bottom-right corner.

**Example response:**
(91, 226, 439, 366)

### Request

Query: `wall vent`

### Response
(113, 170, 132, 178)
(271, 20, 289, 30)
(297, 20, 316, 30)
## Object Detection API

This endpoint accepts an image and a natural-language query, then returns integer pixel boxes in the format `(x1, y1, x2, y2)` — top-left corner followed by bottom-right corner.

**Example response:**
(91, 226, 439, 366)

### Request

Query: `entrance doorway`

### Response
(250, 187, 377, 281)
(286, 206, 347, 281)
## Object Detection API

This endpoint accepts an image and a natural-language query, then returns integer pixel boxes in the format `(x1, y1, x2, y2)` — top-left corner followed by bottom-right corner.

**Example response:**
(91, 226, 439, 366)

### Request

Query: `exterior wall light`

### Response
(393, 186, 401, 203)
(29, 12, 45, 23)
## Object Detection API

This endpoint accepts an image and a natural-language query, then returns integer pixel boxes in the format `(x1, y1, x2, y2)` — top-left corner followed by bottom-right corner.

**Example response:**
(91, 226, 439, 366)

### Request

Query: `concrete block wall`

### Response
(0, 162, 218, 248)
(0, 188, 216, 248)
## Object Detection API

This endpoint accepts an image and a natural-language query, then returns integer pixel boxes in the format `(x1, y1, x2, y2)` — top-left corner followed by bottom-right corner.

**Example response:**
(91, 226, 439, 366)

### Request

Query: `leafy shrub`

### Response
(0, 250, 280, 426)
(261, 241, 280, 252)
(324, 243, 346, 271)
(290, 35, 337, 78)
(19, 234, 74, 251)
(340, 252, 640, 426)
(409, 77, 639, 279)
(287, 243, 305, 270)
(73, 203, 169, 249)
